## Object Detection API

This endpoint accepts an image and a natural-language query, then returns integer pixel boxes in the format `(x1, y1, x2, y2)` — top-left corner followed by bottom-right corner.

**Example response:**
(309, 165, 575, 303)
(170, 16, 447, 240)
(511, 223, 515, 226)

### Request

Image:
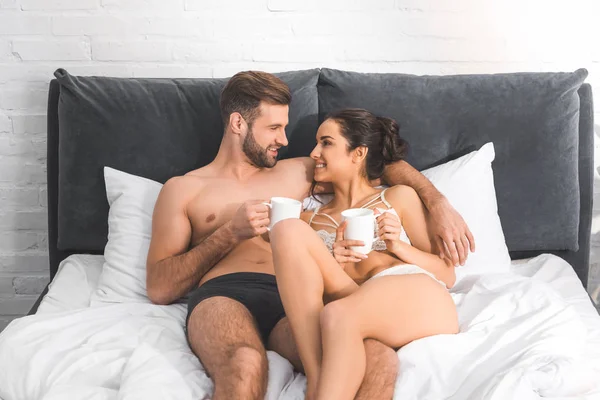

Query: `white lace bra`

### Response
(309, 188, 411, 252)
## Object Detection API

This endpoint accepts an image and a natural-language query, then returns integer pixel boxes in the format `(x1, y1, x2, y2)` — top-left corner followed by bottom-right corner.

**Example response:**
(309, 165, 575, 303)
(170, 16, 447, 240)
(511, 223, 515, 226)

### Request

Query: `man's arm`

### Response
(382, 160, 442, 209)
(146, 178, 240, 305)
(382, 160, 475, 266)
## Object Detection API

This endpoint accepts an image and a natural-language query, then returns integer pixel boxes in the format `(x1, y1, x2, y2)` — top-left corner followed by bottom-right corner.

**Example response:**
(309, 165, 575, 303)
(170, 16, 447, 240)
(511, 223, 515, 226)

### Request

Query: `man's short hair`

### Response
(220, 71, 292, 128)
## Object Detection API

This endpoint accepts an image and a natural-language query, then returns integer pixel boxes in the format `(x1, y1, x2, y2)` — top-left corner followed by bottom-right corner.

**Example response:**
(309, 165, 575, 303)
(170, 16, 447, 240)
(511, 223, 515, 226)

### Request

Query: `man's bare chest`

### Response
(186, 183, 304, 245)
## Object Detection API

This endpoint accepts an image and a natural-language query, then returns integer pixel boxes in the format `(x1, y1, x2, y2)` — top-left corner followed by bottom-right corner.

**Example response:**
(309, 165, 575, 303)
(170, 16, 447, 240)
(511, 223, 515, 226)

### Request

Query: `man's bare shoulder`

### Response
(273, 157, 314, 181)
(183, 164, 218, 180)
(270, 157, 315, 197)
(162, 174, 202, 195)
(159, 168, 213, 206)
(275, 156, 314, 171)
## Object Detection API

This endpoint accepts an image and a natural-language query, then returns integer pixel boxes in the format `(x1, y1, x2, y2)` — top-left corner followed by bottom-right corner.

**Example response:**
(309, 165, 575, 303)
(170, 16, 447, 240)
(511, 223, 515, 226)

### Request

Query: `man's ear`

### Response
(229, 112, 246, 135)
(352, 146, 368, 163)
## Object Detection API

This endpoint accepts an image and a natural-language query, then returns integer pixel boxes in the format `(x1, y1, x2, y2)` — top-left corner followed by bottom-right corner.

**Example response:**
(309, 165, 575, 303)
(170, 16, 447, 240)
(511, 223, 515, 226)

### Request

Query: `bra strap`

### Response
(379, 188, 393, 209)
(314, 212, 340, 228)
(307, 206, 320, 226)
(310, 220, 339, 229)
(308, 207, 340, 229)
(361, 193, 383, 209)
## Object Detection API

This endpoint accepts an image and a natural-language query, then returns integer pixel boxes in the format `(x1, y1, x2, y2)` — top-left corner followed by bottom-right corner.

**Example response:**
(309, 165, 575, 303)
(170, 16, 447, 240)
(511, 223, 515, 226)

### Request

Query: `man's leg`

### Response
(267, 317, 303, 372)
(268, 318, 398, 400)
(359, 339, 398, 400)
(187, 296, 268, 400)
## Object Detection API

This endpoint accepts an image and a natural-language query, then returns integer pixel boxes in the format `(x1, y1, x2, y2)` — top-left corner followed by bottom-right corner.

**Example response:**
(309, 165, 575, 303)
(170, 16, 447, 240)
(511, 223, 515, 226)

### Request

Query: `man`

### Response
(146, 71, 474, 399)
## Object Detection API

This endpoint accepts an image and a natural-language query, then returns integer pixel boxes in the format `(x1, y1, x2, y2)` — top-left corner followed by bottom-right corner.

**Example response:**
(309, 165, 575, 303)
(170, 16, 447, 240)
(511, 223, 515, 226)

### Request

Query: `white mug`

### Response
(262, 197, 302, 230)
(341, 208, 376, 255)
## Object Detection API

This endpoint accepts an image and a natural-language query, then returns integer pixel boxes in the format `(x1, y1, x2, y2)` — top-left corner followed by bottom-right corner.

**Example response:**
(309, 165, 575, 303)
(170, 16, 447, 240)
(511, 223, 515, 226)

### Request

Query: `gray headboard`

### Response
(44, 68, 594, 291)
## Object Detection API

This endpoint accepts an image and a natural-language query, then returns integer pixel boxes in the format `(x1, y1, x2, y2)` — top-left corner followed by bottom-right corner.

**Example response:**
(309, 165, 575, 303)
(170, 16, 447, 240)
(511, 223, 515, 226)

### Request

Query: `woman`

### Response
(270, 109, 460, 400)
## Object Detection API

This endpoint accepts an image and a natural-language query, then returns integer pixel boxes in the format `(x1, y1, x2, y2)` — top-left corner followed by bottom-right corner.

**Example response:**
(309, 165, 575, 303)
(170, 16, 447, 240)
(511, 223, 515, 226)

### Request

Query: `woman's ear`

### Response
(352, 146, 368, 163)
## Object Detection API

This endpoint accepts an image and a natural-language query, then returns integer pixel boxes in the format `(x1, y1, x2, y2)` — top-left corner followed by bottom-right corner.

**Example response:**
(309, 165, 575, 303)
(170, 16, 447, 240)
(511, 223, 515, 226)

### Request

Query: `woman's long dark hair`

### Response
(309, 108, 408, 202)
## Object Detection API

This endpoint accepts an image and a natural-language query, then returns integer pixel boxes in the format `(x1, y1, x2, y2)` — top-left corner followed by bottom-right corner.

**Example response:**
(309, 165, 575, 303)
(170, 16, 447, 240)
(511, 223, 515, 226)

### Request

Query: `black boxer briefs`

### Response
(186, 272, 286, 344)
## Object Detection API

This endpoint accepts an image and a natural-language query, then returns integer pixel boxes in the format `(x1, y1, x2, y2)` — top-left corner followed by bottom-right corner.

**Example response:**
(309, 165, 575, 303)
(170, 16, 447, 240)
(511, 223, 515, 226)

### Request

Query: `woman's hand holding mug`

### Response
(332, 220, 369, 266)
(375, 209, 403, 253)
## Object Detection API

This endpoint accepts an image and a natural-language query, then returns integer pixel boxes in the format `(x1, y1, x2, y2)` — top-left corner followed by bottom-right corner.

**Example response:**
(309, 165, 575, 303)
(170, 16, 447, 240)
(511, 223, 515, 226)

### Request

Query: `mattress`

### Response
(0, 253, 599, 399)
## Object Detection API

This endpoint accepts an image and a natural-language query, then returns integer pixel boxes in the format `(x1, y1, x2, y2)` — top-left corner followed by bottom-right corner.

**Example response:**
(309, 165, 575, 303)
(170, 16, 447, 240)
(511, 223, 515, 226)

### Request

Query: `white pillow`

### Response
(304, 142, 511, 280)
(90, 167, 163, 305)
(420, 142, 511, 280)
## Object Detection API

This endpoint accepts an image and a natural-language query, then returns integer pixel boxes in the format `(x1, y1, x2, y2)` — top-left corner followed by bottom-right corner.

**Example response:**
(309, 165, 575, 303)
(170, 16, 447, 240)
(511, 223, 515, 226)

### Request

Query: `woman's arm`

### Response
(382, 160, 475, 267)
(380, 185, 456, 289)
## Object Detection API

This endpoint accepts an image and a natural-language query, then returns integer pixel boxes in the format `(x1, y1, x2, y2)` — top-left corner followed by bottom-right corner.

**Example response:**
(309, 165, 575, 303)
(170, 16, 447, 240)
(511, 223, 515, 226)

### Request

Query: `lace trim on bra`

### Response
(308, 188, 411, 252)
(315, 221, 411, 252)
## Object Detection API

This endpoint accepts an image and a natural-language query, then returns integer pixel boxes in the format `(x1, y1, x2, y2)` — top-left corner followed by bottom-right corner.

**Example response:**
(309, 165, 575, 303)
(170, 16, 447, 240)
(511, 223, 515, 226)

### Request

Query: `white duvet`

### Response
(1, 254, 599, 400)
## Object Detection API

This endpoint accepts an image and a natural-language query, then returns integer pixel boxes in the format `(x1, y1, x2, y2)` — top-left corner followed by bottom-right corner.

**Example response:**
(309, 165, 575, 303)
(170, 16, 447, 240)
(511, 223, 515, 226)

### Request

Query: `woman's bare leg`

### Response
(270, 219, 358, 399)
(316, 274, 459, 400)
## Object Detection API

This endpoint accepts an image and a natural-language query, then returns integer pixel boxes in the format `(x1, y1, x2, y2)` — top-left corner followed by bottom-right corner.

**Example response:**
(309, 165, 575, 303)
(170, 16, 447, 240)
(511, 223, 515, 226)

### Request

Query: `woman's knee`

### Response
(270, 219, 314, 258)
(320, 300, 356, 335)
(270, 218, 309, 242)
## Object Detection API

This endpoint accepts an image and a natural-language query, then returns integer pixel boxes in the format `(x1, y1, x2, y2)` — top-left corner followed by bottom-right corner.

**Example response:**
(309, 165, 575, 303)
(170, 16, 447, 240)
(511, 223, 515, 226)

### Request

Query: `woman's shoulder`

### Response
(382, 185, 421, 213)
(384, 184, 419, 203)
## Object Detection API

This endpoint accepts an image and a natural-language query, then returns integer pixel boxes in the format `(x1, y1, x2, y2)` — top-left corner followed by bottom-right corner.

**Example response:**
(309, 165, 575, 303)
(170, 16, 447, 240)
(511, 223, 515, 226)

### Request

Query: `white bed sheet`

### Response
(0, 253, 599, 400)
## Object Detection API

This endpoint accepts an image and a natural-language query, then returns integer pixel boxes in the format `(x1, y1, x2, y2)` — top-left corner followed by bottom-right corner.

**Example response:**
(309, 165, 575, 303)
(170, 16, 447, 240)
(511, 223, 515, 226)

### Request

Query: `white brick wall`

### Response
(0, 0, 599, 331)
(13, 39, 92, 61)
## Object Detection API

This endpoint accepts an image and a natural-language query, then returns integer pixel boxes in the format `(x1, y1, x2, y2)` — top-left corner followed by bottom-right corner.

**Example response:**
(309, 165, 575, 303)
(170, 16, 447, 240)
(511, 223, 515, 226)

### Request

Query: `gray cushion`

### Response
(317, 68, 588, 252)
(55, 68, 320, 251)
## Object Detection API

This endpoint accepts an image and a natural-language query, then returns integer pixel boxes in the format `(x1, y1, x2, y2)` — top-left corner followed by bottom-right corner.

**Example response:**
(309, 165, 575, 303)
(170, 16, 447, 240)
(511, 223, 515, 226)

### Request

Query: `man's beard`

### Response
(242, 127, 277, 168)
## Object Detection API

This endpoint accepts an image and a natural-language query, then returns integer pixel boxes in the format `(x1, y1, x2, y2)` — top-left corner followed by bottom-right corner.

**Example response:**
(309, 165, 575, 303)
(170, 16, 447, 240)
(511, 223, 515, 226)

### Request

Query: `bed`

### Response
(0, 67, 599, 399)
